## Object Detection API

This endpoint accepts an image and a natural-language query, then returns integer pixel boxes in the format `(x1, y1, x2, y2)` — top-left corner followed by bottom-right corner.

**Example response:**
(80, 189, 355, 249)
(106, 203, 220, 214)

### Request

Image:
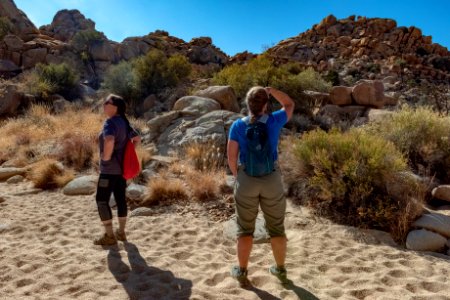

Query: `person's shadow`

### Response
(107, 242, 192, 300)
(243, 277, 319, 300)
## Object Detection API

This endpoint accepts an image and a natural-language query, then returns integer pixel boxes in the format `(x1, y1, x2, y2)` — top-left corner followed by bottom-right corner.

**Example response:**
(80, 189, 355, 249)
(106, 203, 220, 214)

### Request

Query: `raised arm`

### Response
(266, 87, 295, 121)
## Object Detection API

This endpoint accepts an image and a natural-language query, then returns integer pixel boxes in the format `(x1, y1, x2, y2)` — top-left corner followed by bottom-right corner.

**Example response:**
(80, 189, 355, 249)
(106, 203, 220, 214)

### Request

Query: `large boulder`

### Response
(0, 84, 23, 117)
(3, 34, 24, 51)
(329, 86, 352, 105)
(352, 80, 386, 108)
(22, 48, 47, 68)
(194, 86, 240, 112)
(0, 59, 21, 77)
(63, 175, 98, 195)
(413, 213, 450, 238)
(89, 41, 117, 62)
(406, 229, 447, 251)
(173, 96, 221, 117)
(147, 111, 180, 138)
(155, 110, 241, 155)
(432, 185, 450, 203)
(126, 184, 148, 202)
(0, 167, 26, 181)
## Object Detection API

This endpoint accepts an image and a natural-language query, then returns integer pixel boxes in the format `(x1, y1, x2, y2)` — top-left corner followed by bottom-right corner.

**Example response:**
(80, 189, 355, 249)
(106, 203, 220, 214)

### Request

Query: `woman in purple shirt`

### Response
(94, 94, 140, 246)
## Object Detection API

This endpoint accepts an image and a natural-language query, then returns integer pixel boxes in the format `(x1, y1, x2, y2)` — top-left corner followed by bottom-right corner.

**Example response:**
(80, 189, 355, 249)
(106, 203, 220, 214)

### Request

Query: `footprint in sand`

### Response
(15, 278, 35, 288)
(204, 272, 228, 286)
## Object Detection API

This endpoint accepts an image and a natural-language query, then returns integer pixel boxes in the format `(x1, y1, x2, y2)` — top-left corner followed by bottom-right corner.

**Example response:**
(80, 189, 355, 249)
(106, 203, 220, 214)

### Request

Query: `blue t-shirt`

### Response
(229, 109, 288, 164)
(99, 116, 137, 175)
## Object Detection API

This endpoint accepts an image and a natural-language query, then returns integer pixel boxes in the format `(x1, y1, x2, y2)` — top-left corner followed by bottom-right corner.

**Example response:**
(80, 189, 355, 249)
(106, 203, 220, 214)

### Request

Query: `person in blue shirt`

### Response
(227, 86, 294, 285)
(94, 94, 140, 246)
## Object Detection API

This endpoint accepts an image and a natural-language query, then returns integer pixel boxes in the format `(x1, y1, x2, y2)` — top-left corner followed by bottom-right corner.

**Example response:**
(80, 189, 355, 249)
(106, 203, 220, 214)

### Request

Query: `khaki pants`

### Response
(234, 168, 286, 237)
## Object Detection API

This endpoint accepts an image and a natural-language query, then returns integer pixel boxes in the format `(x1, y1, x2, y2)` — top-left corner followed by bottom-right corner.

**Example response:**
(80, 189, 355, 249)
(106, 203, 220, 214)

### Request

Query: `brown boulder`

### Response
(0, 84, 23, 117)
(22, 48, 47, 68)
(329, 86, 352, 105)
(90, 41, 117, 62)
(3, 34, 24, 51)
(194, 86, 239, 112)
(352, 80, 385, 108)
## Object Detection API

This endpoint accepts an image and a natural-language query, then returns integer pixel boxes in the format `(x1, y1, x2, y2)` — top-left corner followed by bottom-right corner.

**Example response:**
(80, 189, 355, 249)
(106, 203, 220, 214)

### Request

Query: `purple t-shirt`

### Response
(99, 116, 137, 175)
(229, 109, 288, 165)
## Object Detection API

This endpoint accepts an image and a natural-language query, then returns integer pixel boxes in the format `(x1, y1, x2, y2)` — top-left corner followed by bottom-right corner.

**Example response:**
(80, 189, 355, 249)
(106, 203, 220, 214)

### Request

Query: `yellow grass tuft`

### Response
(145, 176, 188, 205)
(27, 158, 75, 190)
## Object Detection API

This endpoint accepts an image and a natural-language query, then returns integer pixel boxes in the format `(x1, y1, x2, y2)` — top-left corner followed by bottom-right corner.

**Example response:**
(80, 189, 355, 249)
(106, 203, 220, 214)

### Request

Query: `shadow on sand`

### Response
(107, 242, 192, 300)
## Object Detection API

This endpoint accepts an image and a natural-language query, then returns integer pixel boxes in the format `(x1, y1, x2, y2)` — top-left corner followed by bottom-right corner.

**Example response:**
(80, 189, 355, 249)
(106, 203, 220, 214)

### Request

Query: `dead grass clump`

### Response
(145, 176, 188, 205)
(27, 159, 75, 190)
(185, 169, 224, 202)
(57, 133, 95, 171)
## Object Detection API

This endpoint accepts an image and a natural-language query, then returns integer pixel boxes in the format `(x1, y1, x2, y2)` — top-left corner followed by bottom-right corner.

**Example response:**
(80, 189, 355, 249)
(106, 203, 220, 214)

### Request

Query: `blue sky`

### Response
(14, 0, 450, 56)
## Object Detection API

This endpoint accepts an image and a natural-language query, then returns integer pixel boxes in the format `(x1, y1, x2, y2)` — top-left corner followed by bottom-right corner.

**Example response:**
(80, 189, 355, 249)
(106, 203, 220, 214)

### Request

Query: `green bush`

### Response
(212, 55, 331, 114)
(71, 30, 104, 60)
(134, 49, 192, 96)
(102, 60, 137, 102)
(30, 63, 79, 99)
(291, 128, 424, 242)
(364, 106, 450, 181)
(0, 17, 12, 40)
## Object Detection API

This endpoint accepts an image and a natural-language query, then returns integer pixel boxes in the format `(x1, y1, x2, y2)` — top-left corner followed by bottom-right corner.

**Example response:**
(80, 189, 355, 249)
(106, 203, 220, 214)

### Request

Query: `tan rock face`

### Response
(329, 86, 353, 106)
(352, 80, 385, 108)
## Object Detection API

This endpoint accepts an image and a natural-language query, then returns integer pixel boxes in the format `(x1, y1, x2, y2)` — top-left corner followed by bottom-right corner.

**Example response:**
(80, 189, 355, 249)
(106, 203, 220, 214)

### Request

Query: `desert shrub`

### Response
(30, 63, 79, 99)
(145, 176, 188, 205)
(71, 29, 104, 60)
(134, 49, 192, 96)
(292, 128, 424, 242)
(212, 55, 331, 114)
(0, 17, 12, 40)
(27, 159, 75, 190)
(323, 70, 340, 86)
(102, 60, 137, 102)
(364, 106, 450, 181)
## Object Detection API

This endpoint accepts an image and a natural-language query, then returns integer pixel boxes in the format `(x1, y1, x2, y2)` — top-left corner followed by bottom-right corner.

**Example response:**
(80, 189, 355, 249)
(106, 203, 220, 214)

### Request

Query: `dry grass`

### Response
(185, 169, 224, 202)
(57, 133, 95, 171)
(184, 141, 224, 171)
(27, 159, 75, 190)
(0, 103, 147, 173)
(144, 175, 188, 205)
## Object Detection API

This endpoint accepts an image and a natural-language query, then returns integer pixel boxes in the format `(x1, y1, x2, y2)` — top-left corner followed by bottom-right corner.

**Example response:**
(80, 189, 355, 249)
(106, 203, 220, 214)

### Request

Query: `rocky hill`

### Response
(267, 15, 449, 85)
(0, 0, 228, 81)
(0, 0, 448, 104)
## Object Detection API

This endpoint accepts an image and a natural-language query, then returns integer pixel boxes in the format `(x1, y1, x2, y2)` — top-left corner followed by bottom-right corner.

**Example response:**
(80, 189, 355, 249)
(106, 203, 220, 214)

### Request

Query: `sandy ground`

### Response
(1, 181, 450, 300)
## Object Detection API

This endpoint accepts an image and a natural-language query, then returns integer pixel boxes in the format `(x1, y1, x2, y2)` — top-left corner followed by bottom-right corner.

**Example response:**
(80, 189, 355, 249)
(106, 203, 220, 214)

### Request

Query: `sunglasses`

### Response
(103, 100, 114, 106)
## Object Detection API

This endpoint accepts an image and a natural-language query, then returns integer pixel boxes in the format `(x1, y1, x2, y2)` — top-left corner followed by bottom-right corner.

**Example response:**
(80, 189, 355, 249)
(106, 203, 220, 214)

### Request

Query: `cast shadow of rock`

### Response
(107, 242, 192, 300)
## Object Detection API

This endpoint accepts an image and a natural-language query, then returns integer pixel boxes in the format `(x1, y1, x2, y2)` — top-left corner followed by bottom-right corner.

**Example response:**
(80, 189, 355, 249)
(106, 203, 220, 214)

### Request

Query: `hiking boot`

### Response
(93, 233, 117, 246)
(230, 266, 250, 286)
(269, 265, 288, 283)
(115, 229, 127, 241)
